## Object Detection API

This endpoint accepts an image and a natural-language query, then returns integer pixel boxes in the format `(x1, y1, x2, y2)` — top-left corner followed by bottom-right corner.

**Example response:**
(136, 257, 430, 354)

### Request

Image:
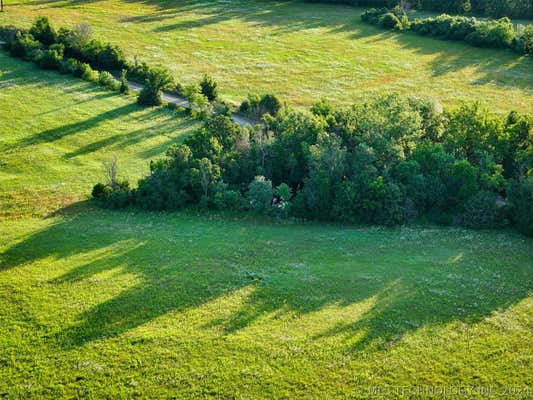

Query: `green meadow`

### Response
(1, 51, 532, 398)
(1, 0, 532, 112)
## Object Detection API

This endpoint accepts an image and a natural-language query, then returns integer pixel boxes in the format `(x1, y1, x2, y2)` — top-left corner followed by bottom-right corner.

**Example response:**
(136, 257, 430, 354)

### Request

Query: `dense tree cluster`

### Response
(306, 0, 533, 19)
(362, 7, 533, 54)
(93, 94, 533, 236)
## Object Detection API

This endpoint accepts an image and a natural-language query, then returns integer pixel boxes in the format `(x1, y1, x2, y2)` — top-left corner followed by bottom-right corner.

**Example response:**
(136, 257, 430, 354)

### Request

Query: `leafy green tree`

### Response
(137, 67, 174, 106)
(29, 16, 57, 46)
(199, 74, 219, 102)
(248, 176, 273, 212)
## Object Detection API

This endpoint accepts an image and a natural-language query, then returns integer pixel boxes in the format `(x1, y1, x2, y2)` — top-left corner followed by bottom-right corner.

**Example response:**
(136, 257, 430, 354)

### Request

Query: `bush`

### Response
(0, 25, 24, 47)
(137, 67, 174, 106)
(199, 74, 219, 102)
(508, 178, 533, 236)
(214, 183, 244, 210)
(29, 16, 57, 46)
(9, 32, 42, 60)
(98, 71, 120, 91)
(119, 69, 130, 94)
(461, 191, 506, 229)
(80, 39, 126, 71)
(240, 93, 281, 118)
(248, 176, 273, 213)
(362, 8, 524, 54)
(80, 63, 98, 82)
(92, 183, 108, 199)
(36, 46, 63, 70)
(182, 83, 209, 116)
(515, 25, 533, 54)
(380, 12, 403, 30)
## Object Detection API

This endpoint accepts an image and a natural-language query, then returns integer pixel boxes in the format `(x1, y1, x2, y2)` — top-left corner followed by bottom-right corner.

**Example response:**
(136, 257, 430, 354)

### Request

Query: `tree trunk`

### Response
(1, 0, 4, 12)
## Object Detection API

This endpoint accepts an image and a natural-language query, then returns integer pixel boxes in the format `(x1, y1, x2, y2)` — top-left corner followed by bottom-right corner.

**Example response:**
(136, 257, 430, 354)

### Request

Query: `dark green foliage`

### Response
(91, 181, 131, 208)
(239, 93, 282, 119)
(508, 178, 533, 236)
(461, 191, 506, 229)
(307, 0, 533, 18)
(119, 69, 130, 94)
(36, 45, 64, 70)
(137, 67, 174, 106)
(0, 25, 23, 46)
(199, 74, 219, 102)
(248, 176, 273, 212)
(364, 9, 531, 54)
(29, 16, 56, 47)
(97, 71, 119, 91)
(8, 32, 42, 60)
(93, 93, 532, 235)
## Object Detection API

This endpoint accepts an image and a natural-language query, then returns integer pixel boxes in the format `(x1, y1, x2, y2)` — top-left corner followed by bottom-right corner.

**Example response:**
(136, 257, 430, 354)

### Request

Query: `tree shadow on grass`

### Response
(14, 103, 140, 148)
(1, 206, 532, 351)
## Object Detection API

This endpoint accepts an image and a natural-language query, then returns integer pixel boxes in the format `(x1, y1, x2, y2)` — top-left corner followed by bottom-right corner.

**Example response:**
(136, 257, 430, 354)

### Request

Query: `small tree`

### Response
(104, 155, 119, 190)
(119, 69, 129, 94)
(199, 74, 218, 102)
(29, 16, 57, 46)
(183, 83, 209, 116)
(248, 175, 273, 213)
(137, 67, 173, 106)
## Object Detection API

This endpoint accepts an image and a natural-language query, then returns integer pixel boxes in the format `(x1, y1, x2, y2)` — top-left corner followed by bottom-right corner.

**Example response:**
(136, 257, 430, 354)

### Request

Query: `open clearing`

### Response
(1, 0, 532, 113)
(1, 52, 533, 398)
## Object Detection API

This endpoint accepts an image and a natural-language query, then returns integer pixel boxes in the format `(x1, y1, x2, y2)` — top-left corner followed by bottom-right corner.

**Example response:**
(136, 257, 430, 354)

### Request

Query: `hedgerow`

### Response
(305, 0, 533, 19)
(362, 8, 533, 54)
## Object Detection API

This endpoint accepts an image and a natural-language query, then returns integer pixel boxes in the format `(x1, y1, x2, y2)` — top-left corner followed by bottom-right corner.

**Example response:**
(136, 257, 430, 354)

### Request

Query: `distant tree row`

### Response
(361, 7, 533, 54)
(305, 0, 533, 19)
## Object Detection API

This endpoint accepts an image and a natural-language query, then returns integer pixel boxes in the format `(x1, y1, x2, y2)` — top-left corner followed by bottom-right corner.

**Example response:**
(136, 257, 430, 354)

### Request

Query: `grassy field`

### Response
(1, 0, 532, 113)
(1, 54, 533, 398)
(0, 52, 199, 217)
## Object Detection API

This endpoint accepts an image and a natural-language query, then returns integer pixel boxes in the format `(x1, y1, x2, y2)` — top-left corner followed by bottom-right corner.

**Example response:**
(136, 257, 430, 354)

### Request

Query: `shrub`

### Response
(29, 16, 57, 46)
(137, 67, 174, 106)
(182, 83, 209, 116)
(247, 176, 273, 213)
(0, 25, 24, 47)
(212, 101, 232, 117)
(508, 178, 533, 236)
(97, 71, 119, 90)
(214, 183, 244, 210)
(362, 8, 523, 54)
(380, 12, 403, 30)
(36, 45, 64, 70)
(199, 74, 219, 102)
(9, 32, 42, 60)
(461, 191, 506, 229)
(240, 93, 281, 118)
(79, 62, 98, 82)
(92, 183, 108, 199)
(515, 25, 533, 54)
(119, 69, 130, 94)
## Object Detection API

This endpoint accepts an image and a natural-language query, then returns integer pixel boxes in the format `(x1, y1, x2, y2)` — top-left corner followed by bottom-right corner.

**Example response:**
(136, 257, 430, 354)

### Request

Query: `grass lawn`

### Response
(1, 0, 532, 113)
(0, 52, 199, 217)
(1, 54, 532, 398)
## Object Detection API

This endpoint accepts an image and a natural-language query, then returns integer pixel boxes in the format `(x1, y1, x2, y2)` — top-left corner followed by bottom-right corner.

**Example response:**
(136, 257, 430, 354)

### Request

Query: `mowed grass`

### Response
(0, 55, 533, 398)
(1, 0, 532, 113)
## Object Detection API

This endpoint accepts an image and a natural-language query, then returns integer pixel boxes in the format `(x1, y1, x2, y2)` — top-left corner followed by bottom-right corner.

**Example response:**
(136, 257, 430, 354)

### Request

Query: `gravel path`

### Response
(125, 80, 254, 126)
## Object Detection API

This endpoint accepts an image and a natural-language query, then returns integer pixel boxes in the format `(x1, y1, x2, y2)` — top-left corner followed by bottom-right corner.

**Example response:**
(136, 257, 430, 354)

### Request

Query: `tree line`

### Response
(305, 0, 533, 19)
(361, 7, 533, 54)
